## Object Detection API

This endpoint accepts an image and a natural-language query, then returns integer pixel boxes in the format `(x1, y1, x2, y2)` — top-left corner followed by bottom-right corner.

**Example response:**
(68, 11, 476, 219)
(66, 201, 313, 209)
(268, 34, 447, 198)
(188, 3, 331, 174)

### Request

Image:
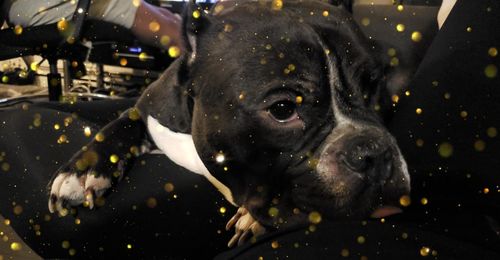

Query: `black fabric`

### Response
(0, 99, 234, 259)
(216, 219, 499, 259)
(388, 0, 500, 252)
(353, 4, 440, 94)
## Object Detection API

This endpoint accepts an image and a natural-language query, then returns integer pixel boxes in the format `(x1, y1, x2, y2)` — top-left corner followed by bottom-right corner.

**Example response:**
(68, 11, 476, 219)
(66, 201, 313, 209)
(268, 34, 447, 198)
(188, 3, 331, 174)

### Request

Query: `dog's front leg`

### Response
(226, 207, 266, 247)
(48, 108, 149, 214)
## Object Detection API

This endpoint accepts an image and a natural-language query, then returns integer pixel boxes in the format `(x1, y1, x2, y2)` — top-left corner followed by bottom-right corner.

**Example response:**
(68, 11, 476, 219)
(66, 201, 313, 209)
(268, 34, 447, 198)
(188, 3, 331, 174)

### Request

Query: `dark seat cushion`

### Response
(353, 4, 440, 93)
(0, 99, 235, 258)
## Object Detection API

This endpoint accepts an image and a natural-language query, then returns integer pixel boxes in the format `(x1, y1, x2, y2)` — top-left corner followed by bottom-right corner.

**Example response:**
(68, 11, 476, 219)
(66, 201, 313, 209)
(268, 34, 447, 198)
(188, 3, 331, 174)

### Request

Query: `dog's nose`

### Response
(340, 136, 393, 180)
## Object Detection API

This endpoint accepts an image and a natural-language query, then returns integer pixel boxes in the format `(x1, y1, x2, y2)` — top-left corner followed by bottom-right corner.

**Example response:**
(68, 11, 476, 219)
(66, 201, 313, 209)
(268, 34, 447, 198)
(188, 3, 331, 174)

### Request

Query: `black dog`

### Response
(48, 0, 410, 246)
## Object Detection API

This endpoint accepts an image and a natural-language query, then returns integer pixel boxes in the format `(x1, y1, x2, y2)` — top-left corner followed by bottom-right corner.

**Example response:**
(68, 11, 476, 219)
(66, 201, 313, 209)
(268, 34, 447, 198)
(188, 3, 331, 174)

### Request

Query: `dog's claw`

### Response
(85, 190, 95, 209)
(226, 207, 265, 247)
(48, 194, 57, 213)
(48, 171, 111, 214)
(227, 231, 241, 248)
(226, 207, 245, 230)
(238, 229, 252, 246)
(55, 199, 65, 214)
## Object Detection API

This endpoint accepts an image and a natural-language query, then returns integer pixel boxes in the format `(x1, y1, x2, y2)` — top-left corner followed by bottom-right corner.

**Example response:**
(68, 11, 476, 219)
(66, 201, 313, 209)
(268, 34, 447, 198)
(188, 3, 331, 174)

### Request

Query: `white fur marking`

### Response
(50, 173, 67, 196)
(394, 146, 411, 188)
(317, 40, 358, 129)
(147, 116, 236, 205)
(59, 175, 85, 206)
(85, 175, 112, 197)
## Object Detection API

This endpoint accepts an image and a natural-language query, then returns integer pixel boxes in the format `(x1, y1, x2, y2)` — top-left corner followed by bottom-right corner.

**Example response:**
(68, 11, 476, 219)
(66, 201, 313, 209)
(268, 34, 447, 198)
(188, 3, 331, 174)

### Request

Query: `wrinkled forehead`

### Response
(192, 7, 328, 93)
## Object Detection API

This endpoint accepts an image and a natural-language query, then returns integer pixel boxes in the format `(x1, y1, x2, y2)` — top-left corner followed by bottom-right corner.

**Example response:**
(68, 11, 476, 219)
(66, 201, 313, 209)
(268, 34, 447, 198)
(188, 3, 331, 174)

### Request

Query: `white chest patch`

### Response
(147, 116, 235, 205)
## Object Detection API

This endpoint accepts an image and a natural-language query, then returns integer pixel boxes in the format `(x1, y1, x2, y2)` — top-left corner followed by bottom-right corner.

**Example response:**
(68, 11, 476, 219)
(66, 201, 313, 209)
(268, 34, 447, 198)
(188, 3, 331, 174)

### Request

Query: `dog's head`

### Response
(161, 0, 409, 228)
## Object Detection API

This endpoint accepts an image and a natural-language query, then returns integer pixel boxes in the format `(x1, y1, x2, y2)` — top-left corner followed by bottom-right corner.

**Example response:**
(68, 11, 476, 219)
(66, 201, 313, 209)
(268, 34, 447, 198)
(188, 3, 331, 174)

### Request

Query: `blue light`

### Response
(129, 47, 142, 53)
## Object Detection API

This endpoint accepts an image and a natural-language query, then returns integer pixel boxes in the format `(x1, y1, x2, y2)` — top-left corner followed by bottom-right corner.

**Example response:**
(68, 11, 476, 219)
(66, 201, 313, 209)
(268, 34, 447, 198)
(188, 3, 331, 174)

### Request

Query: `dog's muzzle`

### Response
(338, 134, 395, 183)
(315, 124, 410, 217)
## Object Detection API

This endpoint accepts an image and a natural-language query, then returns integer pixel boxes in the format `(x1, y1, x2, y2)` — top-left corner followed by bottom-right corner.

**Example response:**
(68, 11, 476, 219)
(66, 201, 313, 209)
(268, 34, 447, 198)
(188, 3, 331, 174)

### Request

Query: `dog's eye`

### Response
(268, 101, 298, 122)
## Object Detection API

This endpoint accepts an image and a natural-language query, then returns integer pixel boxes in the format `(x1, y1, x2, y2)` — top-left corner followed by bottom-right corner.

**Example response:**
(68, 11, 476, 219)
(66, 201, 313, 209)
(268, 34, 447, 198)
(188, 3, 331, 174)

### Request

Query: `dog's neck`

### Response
(146, 116, 235, 205)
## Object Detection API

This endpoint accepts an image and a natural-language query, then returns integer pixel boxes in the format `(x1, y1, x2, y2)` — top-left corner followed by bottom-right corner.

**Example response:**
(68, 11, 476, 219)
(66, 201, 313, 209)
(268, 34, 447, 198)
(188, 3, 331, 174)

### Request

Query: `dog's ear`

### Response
(308, 7, 389, 117)
(136, 1, 215, 133)
(136, 58, 193, 133)
(182, 0, 212, 64)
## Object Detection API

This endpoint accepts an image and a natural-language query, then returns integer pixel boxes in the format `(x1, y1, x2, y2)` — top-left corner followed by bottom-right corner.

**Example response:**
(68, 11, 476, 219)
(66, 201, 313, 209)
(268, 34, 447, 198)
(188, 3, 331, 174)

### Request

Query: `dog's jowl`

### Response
(48, 0, 410, 246)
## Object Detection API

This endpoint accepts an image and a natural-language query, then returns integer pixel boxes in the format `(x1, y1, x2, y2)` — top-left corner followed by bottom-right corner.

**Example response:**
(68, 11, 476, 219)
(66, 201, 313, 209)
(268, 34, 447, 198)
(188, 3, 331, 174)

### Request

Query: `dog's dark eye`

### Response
(268, 101, 298, 122)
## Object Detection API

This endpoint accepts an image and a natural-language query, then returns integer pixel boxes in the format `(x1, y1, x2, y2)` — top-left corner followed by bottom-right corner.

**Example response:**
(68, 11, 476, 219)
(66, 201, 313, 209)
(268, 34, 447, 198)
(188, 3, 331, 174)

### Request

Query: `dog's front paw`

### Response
(226, 207, 266, 247)
(47, 140, 130, 214)
(48, 171, 112, 214)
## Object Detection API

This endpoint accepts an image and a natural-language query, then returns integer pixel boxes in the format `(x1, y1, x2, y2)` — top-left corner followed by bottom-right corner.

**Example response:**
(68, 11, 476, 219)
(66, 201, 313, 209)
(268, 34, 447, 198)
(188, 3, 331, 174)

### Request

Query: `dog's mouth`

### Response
(328, 181, 408, 219)
(306, 126, 411, 220)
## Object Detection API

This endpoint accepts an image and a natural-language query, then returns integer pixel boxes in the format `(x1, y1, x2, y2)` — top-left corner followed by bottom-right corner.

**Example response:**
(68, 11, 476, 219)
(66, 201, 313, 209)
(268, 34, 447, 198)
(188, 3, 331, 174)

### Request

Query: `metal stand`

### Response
(48, 59, 62, 101)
